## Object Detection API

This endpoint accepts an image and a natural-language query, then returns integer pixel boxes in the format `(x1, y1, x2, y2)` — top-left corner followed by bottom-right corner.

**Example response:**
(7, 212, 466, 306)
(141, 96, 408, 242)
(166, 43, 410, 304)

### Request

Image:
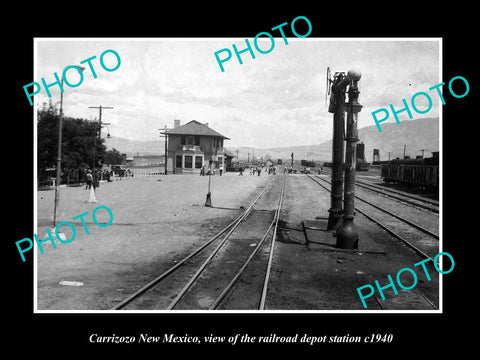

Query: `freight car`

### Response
(301, 160, 316, 167)
(381, 154, 439, 189)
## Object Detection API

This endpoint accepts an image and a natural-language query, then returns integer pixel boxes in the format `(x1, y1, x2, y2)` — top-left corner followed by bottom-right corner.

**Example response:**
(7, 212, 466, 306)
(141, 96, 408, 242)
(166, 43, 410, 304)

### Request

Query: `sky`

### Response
(34, 38, 441, 149)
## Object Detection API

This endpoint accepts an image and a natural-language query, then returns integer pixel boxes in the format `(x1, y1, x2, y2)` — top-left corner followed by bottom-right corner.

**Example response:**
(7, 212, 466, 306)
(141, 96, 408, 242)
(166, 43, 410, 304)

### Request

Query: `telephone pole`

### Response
(88, 105, 113, 139)
(88, 105, 113, 179)
(159, 126, 170, 174)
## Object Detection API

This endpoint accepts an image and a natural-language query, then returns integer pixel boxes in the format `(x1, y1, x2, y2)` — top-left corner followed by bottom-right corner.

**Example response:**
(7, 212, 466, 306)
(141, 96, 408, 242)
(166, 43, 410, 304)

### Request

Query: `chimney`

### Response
(205, 122, 209, 127)
(174, 119, 181, 128)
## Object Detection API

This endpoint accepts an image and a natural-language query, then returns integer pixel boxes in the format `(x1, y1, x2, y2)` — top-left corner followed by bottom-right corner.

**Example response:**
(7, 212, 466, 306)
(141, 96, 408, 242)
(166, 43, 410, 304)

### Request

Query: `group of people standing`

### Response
(236, 165, 276, 176)
(200, 165, 224, 176)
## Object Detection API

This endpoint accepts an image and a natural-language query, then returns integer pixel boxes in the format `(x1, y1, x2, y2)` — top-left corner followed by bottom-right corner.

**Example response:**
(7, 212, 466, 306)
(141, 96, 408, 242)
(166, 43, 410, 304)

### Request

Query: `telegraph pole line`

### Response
(89, 105, 113, 139)
(159, 126, 171, 175)
(88, 106, 113, 186)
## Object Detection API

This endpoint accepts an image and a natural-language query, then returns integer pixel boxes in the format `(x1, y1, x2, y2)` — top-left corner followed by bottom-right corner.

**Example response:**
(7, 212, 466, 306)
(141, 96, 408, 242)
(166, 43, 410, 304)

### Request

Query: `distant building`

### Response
(224, 149, 236, 170)
(162, 120, 230, 174)
(125, 154, 163, 167)
(356, 142, 366, 162)
(373, 149, 380, 163)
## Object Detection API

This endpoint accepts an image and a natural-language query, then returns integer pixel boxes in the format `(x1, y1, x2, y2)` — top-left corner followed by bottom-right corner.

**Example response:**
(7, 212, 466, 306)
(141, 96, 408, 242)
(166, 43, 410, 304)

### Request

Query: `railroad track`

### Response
(320, 168, 439, 213)
(112, 174, 287, 311)
(306, 174, 439, 310)
(306, 174, 439, 261)
(354, 179, 439, 213)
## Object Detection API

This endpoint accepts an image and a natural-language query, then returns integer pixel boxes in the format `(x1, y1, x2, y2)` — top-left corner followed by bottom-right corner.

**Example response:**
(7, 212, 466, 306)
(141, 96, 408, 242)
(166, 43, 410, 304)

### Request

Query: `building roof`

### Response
(163, 120, 230, 139)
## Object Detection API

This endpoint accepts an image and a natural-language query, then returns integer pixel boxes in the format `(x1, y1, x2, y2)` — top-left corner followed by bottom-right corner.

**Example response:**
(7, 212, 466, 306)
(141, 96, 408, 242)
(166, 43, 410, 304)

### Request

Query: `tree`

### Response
(37, 104, 107, 183)
(103, 148, 123, 165)
(37, 105, 59, 182)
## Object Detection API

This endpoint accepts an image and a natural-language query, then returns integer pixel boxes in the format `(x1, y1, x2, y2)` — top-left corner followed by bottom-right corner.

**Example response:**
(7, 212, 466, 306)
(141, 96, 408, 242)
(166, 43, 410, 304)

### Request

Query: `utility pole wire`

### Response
(88, 105, 113, 139)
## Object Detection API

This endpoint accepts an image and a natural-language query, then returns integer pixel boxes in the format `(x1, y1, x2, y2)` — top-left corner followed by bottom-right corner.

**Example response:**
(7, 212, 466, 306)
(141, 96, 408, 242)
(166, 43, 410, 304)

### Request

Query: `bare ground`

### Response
(35, 172, 440, 311)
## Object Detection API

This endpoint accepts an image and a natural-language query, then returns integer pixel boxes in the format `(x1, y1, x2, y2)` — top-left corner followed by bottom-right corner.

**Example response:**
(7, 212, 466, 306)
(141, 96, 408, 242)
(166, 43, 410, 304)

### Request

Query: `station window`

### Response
(184, 155, 193, 169)
(195, 156, 203, 169)
(176, 155, 182, 168)
(181, 136, 200, 146)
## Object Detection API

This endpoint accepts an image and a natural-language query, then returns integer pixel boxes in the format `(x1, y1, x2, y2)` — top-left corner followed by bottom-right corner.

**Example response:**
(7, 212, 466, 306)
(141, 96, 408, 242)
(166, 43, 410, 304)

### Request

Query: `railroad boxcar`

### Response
(381, 155, 439, 189)
(301, 160, 316, 167)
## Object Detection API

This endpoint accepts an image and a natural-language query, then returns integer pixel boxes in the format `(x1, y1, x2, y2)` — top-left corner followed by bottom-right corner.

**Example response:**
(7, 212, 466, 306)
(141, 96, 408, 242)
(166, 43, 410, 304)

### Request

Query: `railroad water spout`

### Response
(336, 69, 362, 249)
(327, 71, 347, 230)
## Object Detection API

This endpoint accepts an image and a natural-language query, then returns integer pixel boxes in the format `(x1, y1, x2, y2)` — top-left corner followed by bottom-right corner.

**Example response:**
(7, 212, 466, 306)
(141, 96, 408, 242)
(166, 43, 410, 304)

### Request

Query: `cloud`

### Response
(34, 38, 441, 148)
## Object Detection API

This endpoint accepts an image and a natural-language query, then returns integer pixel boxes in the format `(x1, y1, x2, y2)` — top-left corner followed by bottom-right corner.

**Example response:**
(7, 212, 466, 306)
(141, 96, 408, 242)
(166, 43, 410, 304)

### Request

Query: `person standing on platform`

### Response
(86, 170, 93, 189)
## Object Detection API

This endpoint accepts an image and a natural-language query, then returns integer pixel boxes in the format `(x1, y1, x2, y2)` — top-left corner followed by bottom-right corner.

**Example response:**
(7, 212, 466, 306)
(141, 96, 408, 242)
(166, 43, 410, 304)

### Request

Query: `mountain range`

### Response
(104, 117, 439, 163)
(243, 117, 440, 163)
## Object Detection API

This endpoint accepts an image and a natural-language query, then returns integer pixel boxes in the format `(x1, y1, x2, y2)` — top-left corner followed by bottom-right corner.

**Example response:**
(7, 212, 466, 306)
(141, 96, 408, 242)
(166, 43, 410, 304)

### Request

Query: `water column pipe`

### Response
(336, 69, 362, 249)
(327, 71, 349, 230)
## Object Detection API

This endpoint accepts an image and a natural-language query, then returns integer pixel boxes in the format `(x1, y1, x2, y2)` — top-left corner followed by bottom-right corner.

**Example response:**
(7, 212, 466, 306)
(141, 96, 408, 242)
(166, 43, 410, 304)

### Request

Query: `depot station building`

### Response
(162, 120, 230, 174)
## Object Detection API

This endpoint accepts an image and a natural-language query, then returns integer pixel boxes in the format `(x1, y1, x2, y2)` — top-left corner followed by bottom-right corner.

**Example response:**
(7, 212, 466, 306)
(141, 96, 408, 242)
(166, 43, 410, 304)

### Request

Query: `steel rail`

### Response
(355, 178, 439, 205)
(210, 173, 288, 310)
(375, 289, 438, 310)
(320, 169, 439, 208)
(112, 176, 275, 310)
(306, 175, 435, 262)
(111, 211, 245, 310)
(350, 205, 434, 262)
(353, 180, 439, 213)
(354, 196, 438, 239)
(312, 175, 439, 239)
(208, 220, 275, 310)
(259, 173, 287, 310)
(307, 174, 438, 310)
(166, 177, 276, 310)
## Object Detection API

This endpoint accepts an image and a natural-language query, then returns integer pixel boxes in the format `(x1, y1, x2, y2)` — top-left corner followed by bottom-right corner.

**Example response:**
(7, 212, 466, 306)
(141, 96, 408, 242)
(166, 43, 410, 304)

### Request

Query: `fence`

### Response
(112, 167, 164, 181)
